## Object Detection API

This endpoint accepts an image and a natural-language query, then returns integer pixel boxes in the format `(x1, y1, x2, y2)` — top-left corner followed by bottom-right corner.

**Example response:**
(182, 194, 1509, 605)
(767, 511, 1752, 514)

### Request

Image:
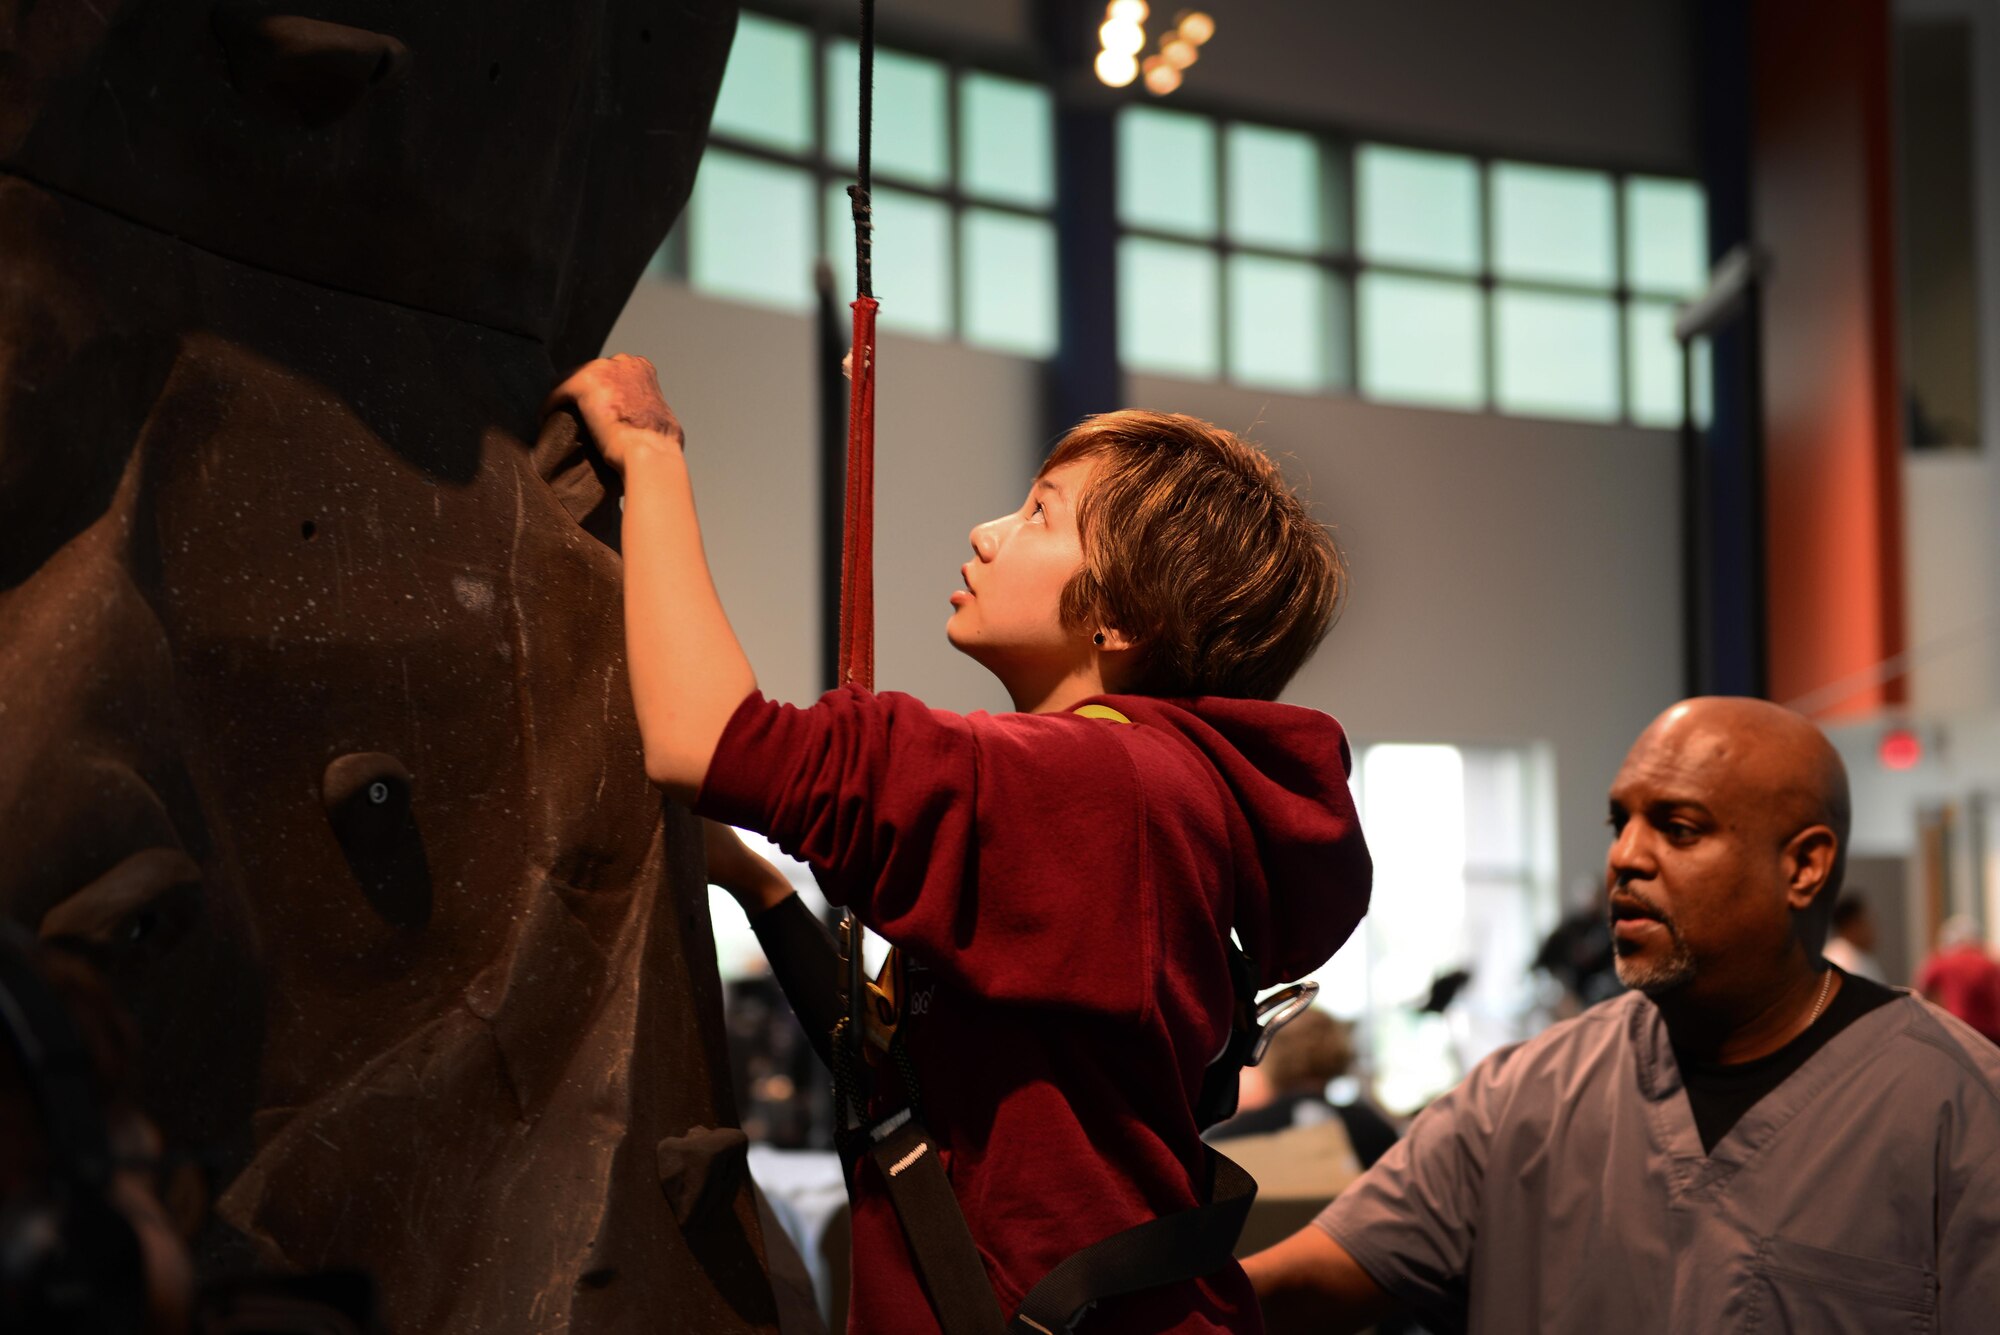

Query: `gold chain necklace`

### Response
(1803, 969, 1836, 1028)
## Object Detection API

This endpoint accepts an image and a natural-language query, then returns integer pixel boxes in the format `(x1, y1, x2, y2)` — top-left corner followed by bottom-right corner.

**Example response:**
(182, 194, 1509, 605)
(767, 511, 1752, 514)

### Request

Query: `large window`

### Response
(1119, 110, 1348, 392)
(1117, 108, 1710, 427)
(678, 15, 1710, 424)
(1306, 742, 1557, 1114)
(670, 12, 1058, 358)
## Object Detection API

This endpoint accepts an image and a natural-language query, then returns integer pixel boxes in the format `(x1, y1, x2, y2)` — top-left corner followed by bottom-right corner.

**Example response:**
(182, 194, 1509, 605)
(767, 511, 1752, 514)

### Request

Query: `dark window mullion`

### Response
(1612, 171, 1633, 425)
(1325, 134, 1352, 391)
(1341, 136, 1364, 394)
(1216, 119, 1232, 384)
(1478, 154, 1497, 412)
(945, 59, 964, 339)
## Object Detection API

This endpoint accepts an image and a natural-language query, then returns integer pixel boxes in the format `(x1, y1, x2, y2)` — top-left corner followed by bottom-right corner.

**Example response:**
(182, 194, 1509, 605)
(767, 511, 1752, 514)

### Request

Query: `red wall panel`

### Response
(1753, 0, 1906, 717)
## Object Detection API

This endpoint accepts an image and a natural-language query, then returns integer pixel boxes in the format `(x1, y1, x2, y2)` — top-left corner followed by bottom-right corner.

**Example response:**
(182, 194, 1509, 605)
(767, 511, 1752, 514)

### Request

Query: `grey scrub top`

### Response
(1317, 990, 2000, 1333)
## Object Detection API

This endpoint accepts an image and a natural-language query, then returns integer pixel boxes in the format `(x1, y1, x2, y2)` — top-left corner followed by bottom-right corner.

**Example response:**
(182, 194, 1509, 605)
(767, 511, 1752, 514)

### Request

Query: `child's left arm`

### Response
(547, 355, 753, 804)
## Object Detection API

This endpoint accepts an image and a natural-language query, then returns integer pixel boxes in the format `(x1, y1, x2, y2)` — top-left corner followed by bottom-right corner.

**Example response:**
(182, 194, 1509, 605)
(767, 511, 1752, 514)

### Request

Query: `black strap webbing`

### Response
(748, 897, 1262, 1333)
(867, 1100, 1257, 1335)
(867, 1111, 1009, 1335)
(748, 895, 842, 1070)
(1009, 1148, 1257, 1335)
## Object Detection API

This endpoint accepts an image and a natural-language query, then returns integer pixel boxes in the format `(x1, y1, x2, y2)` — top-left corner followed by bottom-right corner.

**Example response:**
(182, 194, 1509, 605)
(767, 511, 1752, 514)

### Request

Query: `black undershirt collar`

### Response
(1671, 967, 1900, 1154)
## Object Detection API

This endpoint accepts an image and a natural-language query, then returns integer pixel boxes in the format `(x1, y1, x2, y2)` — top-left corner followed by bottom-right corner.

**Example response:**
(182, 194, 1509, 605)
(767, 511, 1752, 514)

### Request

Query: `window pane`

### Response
(1356, 744, 1469, 1113)
(1228, 255, 1331, 391)
(1490, 162, 1615, 287)
(1226, 124, 1323, 253)
(688, 151, 815, 311)
(962, 210, 1056, 357)
(825, 185, 952, 338)
(960, 73, 1053, 208)
(1119, 237, 1219, 377)
(1358, 272, 1484, 408)
(1494, 290, 1620, 421)
(1626, 300, 1683, 426)
(825, 42, 948, 187)
(1357, 145, 1482, 274)
(709, 14, 813, 154)
(1118, 107, 1218, 238)
(1625, 177, 1707, 297)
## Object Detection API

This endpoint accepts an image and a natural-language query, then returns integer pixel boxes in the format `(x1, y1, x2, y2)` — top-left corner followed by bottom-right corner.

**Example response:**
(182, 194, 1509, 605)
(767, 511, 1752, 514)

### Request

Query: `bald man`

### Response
(1248, 698, 2000, 1334)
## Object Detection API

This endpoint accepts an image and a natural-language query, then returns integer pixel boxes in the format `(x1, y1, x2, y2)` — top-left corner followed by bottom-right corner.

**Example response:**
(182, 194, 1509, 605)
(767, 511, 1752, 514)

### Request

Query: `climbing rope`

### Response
(838, 0, 879, 1135)
(839, 0, 878, 694)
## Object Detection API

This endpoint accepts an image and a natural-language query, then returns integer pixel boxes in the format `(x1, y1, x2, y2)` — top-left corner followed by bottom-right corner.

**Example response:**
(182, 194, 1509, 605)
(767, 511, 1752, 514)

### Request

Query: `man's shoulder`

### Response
(1492, 990, 1648, 1067)
(1444, 992, 1648, 1116)
(1881, 993, 2000, 1102)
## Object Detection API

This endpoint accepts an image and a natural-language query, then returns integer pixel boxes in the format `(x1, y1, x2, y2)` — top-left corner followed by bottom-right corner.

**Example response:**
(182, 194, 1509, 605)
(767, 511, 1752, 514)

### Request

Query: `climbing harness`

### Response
(818, 8, 1319, 1327)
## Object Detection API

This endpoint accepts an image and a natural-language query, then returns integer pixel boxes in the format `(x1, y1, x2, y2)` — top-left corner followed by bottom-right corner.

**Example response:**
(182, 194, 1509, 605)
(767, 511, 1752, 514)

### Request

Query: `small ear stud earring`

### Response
(1093, 633, 1107, 646)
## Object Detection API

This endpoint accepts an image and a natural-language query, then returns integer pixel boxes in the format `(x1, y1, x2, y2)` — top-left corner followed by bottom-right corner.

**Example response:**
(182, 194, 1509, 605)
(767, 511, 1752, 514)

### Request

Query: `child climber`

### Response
(549, 354, 1372, 1334)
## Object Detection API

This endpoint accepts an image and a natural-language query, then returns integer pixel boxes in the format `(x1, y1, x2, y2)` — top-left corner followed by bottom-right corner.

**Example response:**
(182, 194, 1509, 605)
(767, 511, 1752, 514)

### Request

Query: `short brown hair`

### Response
(1043, 410, 1343, 700)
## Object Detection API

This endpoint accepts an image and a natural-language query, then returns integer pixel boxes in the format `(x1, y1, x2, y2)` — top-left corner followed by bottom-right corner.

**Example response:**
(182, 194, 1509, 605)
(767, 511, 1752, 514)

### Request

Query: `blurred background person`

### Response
(1916, 915, 2000, 1044)
(1, 930, 194, 1335)
(1533, 906, 1623, 1018)
(1209, 1008, 1400, 1171)
(1822, 893, 1887, 983)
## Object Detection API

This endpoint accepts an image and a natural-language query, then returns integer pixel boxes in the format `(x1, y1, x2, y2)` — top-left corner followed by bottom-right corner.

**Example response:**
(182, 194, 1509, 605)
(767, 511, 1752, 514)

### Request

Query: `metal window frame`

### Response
(690, 7, 1708, 428)
(686, 6, 1060, 352)
(1110, 91, 1705, 429)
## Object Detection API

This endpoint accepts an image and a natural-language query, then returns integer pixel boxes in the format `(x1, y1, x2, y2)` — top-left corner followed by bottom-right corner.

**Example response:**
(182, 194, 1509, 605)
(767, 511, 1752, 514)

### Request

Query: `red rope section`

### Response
(839, 296, 878, 691)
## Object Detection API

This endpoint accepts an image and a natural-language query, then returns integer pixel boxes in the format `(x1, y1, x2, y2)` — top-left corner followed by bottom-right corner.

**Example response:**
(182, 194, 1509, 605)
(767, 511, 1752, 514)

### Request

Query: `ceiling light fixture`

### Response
(1095, 47, 1139, 88)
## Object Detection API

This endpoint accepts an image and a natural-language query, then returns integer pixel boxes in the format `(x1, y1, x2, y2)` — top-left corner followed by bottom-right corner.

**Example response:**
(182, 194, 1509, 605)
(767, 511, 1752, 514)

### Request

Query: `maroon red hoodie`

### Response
(696, 686, 1371, 1334)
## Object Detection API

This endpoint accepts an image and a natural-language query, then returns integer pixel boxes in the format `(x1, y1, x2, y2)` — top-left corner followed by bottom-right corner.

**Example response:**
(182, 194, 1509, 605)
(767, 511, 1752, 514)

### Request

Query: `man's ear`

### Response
(1095, 627, 1139, 653)
(1783, 824, 1839, 912)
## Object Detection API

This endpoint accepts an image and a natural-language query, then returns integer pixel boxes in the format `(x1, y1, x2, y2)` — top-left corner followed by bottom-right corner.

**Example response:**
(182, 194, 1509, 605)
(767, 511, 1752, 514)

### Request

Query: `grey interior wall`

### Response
(606, 283, 824, 709)
(605, 281, 1683, 897)
(1156, 3, 1694, 171)
(797, 0, 1695, 171)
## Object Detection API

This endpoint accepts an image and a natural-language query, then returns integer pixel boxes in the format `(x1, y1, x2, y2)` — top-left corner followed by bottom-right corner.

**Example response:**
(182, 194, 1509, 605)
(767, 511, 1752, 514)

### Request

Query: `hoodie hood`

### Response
(1089, 694, 1373, 988)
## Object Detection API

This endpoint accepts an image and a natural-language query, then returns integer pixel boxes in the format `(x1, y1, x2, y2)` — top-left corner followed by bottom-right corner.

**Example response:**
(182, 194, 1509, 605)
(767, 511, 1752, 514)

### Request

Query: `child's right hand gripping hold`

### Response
(543, 352, 684, 474)
(541, 354, 758, 803)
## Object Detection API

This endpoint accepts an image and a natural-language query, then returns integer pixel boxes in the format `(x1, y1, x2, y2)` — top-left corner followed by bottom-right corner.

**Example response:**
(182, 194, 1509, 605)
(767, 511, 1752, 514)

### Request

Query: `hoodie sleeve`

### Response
(694, 687, 1152, 1020)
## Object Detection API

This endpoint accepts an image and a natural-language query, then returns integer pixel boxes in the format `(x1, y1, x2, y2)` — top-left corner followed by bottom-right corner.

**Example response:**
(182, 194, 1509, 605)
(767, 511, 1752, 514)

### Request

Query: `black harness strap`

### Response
(797, 937, 1279, 1334)
(866, 1110, 1009, 1335)
(1010, 1149, 1257, 1335)
(857, 1099, 1257, 1335)
(838, 944, 1275, 1335)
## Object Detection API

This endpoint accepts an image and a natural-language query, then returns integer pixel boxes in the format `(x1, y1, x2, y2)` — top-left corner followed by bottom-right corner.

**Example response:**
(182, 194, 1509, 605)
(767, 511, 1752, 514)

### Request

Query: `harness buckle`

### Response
(1246, 980, 1321, 1067)
(837, 916, 905, 1066)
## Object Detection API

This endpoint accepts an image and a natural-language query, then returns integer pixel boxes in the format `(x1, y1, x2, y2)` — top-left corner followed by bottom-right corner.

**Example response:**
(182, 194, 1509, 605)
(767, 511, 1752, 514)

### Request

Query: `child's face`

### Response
(947, 458, 1098, 679)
